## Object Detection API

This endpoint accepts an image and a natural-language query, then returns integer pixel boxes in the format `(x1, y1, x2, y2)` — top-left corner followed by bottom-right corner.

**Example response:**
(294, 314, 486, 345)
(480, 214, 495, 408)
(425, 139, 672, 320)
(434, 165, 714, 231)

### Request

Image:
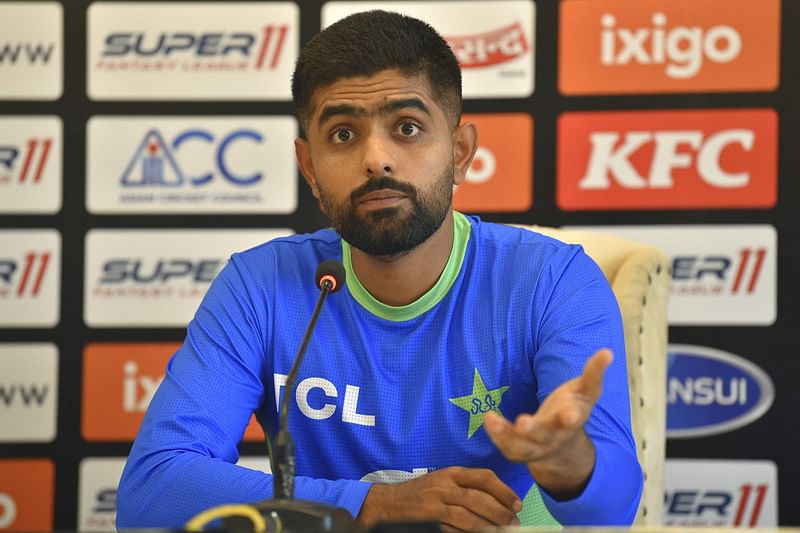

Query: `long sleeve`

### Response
(529, 244, 643, 525)
(116, 254, 372, 528)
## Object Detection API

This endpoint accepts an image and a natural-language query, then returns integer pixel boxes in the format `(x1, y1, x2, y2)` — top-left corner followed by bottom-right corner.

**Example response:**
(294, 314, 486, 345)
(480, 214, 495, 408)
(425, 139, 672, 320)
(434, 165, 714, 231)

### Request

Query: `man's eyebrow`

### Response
(316, 98, 431, 129)
(317, 104, 368, 127)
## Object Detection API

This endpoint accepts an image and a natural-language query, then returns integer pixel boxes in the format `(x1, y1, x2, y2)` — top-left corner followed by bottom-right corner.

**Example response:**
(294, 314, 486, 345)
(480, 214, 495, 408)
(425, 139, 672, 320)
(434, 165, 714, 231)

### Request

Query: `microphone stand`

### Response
(223, 264, 356, 532)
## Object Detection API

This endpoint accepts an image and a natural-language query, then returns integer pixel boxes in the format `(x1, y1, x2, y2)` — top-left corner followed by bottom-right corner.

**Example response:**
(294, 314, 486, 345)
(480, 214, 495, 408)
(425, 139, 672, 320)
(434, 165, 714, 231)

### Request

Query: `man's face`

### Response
(295, 69, 473, 258)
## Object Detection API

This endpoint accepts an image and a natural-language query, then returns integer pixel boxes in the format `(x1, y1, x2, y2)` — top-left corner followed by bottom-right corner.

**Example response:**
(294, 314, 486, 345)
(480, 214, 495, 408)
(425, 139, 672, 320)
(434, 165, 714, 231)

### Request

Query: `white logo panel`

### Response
(0, 230, 61, 327)
(84, 229, 291, 327)
(87, 116, 297, 214)
(322, 1, 535, 98)
(665, 459, 777, 527)
(87, 2, 298, 100)
(78, 457, 126, 532)
(0, 2, 63, 100)
(564, 225, 776, 325)
(0, 116, 62, 213)
(0, 343, 58, 442)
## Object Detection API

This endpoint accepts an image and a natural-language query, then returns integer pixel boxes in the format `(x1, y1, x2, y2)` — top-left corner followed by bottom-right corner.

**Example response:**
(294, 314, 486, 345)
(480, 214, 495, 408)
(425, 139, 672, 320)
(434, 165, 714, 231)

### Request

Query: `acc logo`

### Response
(557, 109, 777, 210)
(121, 129, 262, 188)
(446, 23, 528, 69)
(667, 344, 773, 438)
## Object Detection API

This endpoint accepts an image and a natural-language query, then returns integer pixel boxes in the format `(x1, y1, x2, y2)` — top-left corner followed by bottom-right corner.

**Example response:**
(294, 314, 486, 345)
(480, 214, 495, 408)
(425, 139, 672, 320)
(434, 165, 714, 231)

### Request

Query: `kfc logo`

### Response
(557, 109, 776, 210)
(559, 0, 780, 94)
(0, 460, 54, 530)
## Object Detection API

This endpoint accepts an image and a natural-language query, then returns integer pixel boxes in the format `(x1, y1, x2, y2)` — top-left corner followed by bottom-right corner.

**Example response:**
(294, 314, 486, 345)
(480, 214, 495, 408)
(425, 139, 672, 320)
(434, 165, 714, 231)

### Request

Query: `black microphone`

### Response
(273, 260, 345, 499)
(226, 260, 356, 532)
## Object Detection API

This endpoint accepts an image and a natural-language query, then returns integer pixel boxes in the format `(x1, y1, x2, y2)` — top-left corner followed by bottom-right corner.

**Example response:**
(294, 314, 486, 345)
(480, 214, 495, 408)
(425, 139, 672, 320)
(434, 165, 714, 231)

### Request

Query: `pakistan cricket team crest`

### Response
(449, 368, 510, 438)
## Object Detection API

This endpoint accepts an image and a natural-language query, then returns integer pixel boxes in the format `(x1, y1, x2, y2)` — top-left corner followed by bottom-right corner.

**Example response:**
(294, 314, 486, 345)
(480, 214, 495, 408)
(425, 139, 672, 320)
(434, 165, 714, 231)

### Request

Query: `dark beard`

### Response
(319, 169, 453, 258)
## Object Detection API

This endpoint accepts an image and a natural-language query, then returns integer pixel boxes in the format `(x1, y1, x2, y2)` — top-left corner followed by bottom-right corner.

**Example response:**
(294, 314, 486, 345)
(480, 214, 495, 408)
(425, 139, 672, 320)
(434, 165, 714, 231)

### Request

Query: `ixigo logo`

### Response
(601, 12, 740, 79)
(0, 252, 51, 297)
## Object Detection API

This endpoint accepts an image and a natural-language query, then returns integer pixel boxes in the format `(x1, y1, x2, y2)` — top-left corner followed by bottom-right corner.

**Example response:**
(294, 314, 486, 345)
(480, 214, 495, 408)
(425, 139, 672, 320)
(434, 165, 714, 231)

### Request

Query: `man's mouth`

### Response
(357, 189, 409, 209)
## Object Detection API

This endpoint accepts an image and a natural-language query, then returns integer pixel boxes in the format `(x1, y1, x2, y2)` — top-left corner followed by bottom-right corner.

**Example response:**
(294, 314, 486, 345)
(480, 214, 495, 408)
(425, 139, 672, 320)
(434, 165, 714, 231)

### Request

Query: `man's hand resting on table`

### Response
(483, 348, 614, 500)
(356, 466, 523, 531)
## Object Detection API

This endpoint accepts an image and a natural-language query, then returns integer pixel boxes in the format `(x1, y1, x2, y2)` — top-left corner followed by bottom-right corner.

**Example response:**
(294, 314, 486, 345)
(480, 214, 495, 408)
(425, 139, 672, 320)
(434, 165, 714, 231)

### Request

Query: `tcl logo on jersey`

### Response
(323, 1, 535, 98)
(557, 109, 777, 210)
(568, 225, 776, 325)
(0, 230, 60, 328)
(559, 0, 780, 94)
(0, 344, 58, 443)
(274, 373, 376, 427)
(0, 117, 62, 213)
(84, 229, 287, 327)
(453, 114, 532, 212)
(0, 3, 62, 100)
(667, 345, 773, 438)
(78, 458, 125, 531)
(86, 116, 297, 214)
(83, 343, 264, 442)
(665, 459, 777, 526)
(0, 459, 54, 531)
(87, 3, 298, 100)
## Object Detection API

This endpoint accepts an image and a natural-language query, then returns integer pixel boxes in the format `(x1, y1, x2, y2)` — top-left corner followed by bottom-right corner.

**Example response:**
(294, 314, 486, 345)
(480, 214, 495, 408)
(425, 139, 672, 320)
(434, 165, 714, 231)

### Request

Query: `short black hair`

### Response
(292, 10, 462, 134)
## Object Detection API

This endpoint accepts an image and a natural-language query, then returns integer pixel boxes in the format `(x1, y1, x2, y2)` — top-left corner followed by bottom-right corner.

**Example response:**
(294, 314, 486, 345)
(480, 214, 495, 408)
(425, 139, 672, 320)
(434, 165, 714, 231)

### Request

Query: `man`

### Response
(116, 10, 642, 530)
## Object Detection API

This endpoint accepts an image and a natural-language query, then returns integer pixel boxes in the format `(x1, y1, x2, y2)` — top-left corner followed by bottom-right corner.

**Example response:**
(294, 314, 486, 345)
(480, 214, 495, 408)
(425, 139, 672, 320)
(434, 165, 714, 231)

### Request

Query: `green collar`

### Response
(341, 211, 471, 322)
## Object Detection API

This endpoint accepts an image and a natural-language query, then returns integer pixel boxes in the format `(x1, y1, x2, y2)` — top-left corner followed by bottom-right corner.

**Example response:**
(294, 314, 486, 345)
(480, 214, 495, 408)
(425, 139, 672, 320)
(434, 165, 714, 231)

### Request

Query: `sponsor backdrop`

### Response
(0, 0, 797, 529)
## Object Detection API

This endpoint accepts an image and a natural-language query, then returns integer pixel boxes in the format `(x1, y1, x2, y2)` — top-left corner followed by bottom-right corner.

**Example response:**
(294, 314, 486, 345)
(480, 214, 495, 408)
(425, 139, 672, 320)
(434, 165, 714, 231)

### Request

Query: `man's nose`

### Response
(362, 132, 395, 177)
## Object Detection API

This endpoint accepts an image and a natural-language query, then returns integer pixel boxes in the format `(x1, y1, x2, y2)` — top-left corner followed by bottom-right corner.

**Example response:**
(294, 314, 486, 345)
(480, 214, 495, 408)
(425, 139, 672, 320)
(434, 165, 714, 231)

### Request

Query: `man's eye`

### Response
(398, 123, 420, 136)
(332, 129, 353, 143)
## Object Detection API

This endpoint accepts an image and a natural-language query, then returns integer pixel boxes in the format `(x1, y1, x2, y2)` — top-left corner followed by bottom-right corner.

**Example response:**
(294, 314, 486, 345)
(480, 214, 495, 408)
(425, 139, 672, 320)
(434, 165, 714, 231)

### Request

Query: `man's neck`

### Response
(348, 211, 455, 307)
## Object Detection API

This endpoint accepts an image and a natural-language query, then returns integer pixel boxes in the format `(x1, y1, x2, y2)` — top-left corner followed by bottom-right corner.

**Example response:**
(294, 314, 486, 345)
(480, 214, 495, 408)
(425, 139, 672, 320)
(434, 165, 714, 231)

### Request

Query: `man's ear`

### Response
(452, 122, 478, 187)
(295, 138, 319, 199)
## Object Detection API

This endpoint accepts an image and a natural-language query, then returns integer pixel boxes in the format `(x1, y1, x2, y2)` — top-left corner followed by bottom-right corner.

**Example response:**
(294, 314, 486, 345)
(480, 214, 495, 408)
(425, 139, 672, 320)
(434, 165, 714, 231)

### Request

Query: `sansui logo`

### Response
(323, 1, 535, 98)
(0, 460, 54, 530)
(667, 345, 773, 438)
(87, 3, 298, 100)
(0, 116, 62, 213)
(87, 116, 297, 214)
(569, 225, 776, 325)
(557, 109, 777, 210)
(0, 344, 58, 443)
(600, 13, 740, 80)
(453, 114, 532, 212)
(0, 3, 62, 99)
(99, 27, 287, 71)
(84, 229, 287, 327)
(665, 459, 777, 526)
(0, 231, 60, 327)
(446, 22, 528, 69)
(559, 0, 780, 94)
(83, 344, 264, 442)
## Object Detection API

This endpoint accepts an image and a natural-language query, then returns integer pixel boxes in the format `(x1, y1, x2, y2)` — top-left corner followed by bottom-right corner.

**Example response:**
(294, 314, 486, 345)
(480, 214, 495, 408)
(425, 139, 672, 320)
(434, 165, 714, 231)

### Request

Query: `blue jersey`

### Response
(116, 212, 642, 528)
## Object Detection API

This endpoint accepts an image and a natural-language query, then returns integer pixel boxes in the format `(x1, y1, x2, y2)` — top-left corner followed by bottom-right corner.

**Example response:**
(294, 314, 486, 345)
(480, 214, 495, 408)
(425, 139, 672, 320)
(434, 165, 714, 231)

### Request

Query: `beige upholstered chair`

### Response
(525, 226, 670, 526)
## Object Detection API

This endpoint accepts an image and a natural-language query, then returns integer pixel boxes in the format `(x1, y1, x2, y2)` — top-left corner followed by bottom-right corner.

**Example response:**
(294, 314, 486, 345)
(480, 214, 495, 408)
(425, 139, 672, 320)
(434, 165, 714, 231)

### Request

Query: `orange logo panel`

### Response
(559, 0, 780, 94)
(0, 459, 53, 531)
(454, 113, 533, 212)
(557, 109, 777, 210)
(82, 343, 264, 442)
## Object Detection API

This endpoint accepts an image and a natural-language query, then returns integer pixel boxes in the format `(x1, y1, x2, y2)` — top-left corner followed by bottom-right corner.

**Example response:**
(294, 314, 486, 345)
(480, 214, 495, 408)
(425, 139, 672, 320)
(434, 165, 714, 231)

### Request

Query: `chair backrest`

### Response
(524, 225, 670, 526)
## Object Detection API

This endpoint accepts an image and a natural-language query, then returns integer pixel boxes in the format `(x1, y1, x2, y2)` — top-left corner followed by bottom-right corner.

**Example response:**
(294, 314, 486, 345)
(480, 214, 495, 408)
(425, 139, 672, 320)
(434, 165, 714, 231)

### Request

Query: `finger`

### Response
(441, 503, 495, 532)
(443, 486, 519, 527)
(450, 463, 522, 513)
(484, 412, 544, 463)
(576, 348, 613, 400)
